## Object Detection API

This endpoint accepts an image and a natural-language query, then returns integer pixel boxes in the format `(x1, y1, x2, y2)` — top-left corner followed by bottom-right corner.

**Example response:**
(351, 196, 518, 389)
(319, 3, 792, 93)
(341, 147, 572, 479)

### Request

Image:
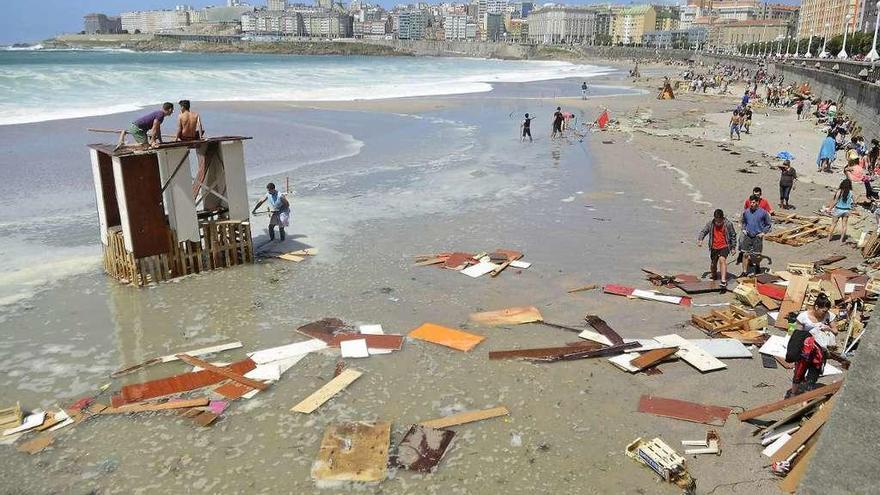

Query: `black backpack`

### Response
(786, 329, 810, 363)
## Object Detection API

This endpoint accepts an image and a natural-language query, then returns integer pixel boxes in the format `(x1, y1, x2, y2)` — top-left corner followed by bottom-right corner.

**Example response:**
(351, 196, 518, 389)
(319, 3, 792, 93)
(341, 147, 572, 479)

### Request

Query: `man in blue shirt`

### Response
(741, 90, 750, 108)
(740, 194, 771, 276)
(252, 182, 290, 241)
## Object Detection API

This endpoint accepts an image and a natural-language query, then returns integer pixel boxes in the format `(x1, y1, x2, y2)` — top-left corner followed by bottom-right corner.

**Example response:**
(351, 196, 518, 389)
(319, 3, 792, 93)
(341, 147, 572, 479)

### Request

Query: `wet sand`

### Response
(0, 66, 864, 494)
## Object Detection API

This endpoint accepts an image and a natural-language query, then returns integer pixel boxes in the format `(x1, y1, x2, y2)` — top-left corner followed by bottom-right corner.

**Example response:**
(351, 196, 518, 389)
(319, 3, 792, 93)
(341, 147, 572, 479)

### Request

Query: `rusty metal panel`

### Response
(637, 395, 732, 425)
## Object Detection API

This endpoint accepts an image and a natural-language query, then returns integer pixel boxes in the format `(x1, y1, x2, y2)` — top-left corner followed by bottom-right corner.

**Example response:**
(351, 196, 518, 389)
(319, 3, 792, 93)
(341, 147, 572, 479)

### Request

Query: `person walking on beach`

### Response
(252, 182, 290, 241)
(786, 293, 836, 398)
(520, 113, 533, 143)
(581, 81, 588, 100)
(827, 178, 853, 243)
(729, 110, 742, 141)
(744, 186, 773, 214)
(551, 107, 564, 139)
(697, 208, 737, 289)
(741, 89, 750, 107)
(130, 102, 173, 147)
(816, 130, 837, 172)
(175, 100, 204, 141)
(743, 105, 753, 134)
(740, 194, 771, 276)
(779, 160, 797, 209)
(796, 99, 805, 120)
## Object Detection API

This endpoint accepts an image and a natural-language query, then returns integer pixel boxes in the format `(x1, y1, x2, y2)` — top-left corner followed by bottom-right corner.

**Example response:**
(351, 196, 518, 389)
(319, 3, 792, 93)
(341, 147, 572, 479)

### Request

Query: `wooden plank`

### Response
(408, 323, 484, 352)
(469, 306, 543, 326)
(114, 359, 256, 406)
(326, 334, 404, 350)
(630, 347, 678, 370)
(488, 342, 601, 360)
(419, 406, 509, 429)
(776, 275, 810, 329)
(175, 354, 268, 391)
(311, 421, 390, 483)
(291, 368, 363, 414)
(637, 395, 732, 425)
(584, 314, 625, 345)
(738, 380, 842, 421)
(770, 399, 835, 463)
(779, 439, 817, 493)
(111, 341, 243, 377)
(100, 398, 210, 414)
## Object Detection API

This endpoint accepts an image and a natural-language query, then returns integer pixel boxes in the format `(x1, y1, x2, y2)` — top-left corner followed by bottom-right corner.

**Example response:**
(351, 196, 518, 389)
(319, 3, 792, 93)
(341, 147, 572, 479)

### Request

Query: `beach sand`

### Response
(0, 64, 866, 494)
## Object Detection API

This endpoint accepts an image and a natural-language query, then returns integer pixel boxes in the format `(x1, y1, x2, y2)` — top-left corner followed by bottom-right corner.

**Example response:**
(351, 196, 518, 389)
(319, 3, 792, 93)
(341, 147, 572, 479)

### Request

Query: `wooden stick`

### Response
(175, 354, 268, 390)
(100, 398, 210, 414)
(738, 380, 842, 421)
(291, 368, 362, 414)
(567, 284, 598, 293)
(419, 406, 509, 429)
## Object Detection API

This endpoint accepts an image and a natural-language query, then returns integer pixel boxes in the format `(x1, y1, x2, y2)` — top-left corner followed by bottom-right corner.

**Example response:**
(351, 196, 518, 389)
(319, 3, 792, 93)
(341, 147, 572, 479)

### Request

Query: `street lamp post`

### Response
(794, 34, 801, 57)
(805, 28, 814, 57)
(785, 35, 792, 57)
(819, 22, 829, 58)
(838, 13, 852, 59)
(867, 1, 880, 62)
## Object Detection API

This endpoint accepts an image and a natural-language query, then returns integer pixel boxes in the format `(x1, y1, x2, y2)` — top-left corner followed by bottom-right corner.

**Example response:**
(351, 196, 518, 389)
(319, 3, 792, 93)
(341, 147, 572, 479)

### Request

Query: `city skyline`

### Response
(2, 0, 799, 44)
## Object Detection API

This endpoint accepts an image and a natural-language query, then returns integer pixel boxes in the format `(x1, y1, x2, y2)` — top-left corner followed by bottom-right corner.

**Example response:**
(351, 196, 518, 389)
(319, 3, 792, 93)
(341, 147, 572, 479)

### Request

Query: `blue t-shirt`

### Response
(134, 110, 166, 131)
(835, 191, 853, 210)
(742, 207, 771, 236)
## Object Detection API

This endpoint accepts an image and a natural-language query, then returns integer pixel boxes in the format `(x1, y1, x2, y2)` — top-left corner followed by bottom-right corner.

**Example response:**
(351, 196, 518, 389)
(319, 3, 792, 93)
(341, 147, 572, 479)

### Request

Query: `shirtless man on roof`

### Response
(175, 99, 204, 141)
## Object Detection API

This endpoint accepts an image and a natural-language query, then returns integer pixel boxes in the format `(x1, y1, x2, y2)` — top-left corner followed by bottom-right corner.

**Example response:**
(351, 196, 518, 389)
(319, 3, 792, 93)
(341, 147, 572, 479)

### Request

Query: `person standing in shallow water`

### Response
(551, 107, 564, 139)
(252, 182, 290, 241)
(520, 113, 533, 143)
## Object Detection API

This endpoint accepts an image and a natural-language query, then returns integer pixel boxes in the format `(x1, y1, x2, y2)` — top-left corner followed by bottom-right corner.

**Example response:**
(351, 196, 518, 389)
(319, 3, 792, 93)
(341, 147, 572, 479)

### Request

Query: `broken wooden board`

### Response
(488, 342, 601, 361)
(654, 334, 726, 372)
(733, 284, 761, 307)
(277, 253, 305, 262)
(769, 400, 835, 464)
(0, 403, 22, 430)
(578, 329, 613, 346)
(409, 323, 484, 352)
(567, 284, 598, 293)
(443, 252, 475, 270)
(674, 280, 725, 294)
(691, 305, 758, 335)
(214, 381, 255, 400)
(630, 347, 679, 370)
(778, 438, 817, 493)
(607, 353, 640, 372)
(16, 434, 54, 455)
(3, 411, 45, 436)
(111, 341, 243, 378)
(690, 339, 752, 359)
(100, 398, 210, 414)
(776, 275, 809, 329)
(311, 421, 390, 483)
(468, 306, 543, 326)
(584, 314, 624, 345)
(176, 354, 268, 391)
(247, 339, 327, 364)
(419, 406, 509, 429)
(326, 334, 404, 350)
(604, 285, 693, 306)
(179, 408, 220, 427)
(738, 380, 842, 421)
(296, 318, 356, 343)
(389, 424, 455, 472)
(546, 342, 638, 362)
(637, 395, 732, 425)
(291, 368, 363, 414)
(114, 359, 256, 407)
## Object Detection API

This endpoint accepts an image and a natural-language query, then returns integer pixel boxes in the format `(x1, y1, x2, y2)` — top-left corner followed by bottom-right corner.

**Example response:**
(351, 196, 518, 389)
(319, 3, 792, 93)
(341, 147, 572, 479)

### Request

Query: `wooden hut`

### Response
(88, 137, 254, 286)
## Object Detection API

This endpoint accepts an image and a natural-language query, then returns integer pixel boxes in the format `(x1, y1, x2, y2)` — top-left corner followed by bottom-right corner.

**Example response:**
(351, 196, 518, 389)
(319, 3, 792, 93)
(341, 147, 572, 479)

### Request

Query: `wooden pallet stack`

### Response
(691, 305, 767, 342)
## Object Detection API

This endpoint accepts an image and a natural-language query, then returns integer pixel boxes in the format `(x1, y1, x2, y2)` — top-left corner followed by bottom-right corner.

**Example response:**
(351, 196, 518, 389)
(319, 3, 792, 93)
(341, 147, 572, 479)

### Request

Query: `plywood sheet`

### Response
(291, 368, 363, 414)
(690, 338, 752, 358)
(409, 323, 484, 352)
(112, 153, 170, 257)
(248, 339, 327, 364)
(776, 275, 809, 329)
(419, 406, 509, 429)
(157, 147, 198, 242)
(219, 141, 250, 221)
(115, 359, 255, 406)
(654, 334, 726, 372)
(469, 306, 543, 326)
(311, 421, 390, 483)
(389, 425, 455, 472)
(637, 395, 732, 425)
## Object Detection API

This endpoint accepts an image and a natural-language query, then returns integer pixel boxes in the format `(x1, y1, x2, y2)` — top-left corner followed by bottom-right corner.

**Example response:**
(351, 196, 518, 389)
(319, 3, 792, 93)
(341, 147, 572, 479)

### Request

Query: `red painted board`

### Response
(757, 282, 787, 301)
(603, 284, 635, 296)
(114, 359, 256, 406)
(637, 395, 732, 425)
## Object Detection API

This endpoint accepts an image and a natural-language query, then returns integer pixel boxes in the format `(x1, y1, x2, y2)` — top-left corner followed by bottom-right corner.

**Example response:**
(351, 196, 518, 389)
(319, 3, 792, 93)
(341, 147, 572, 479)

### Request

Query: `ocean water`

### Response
(0, 50, 612, 125)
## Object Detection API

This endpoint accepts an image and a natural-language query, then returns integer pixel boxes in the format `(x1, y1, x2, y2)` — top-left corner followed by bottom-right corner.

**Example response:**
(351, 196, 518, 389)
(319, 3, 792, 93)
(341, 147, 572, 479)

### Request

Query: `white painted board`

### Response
(759, 335, 789, 359)
(461, 261, 499, 278)
(690, 339, 753, 359)
(578, 329, 613, 346)
(3, 411, 45, 436)
(631, 289, 684, 305)
(358, 324, 384, 335)
(623, 338, 664, 352)
(510, 260, 531, 269)
(608, 353, 640, 372)
(89, 149, 110, 245)
(654, 334, 726, 372)
(248, 339, 327, 364)
(340, 339, 370, 358)
(762, 433, 792, 457)
(157, 147, 199, 242)
(219, 141, 250, 221)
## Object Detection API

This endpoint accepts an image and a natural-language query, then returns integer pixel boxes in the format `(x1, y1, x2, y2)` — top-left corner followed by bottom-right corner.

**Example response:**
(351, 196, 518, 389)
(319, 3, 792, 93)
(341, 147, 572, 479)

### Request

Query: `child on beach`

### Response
(827, 179, 853, 243)
(697, 209, 737, 289)
(778, 160, 797, 209)
(520, 113, 533, 143)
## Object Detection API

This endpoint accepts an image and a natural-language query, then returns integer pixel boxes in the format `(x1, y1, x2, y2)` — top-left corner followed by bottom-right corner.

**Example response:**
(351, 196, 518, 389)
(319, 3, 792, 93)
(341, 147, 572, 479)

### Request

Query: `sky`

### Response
(1, 0, 801, 45)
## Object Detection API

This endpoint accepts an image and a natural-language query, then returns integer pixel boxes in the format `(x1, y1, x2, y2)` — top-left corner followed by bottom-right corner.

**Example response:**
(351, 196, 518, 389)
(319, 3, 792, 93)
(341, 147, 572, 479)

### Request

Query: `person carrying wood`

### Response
(697, 209, 736, 290)
(252, 182, 290, 241)
(175, 100, 204, 141)
(785, 294, 836, 398)
(130, 102, 173, 147)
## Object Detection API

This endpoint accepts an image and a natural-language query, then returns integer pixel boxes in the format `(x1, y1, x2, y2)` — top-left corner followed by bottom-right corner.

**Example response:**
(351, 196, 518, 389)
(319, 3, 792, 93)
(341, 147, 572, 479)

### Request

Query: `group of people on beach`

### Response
(130, 100, 204, 148)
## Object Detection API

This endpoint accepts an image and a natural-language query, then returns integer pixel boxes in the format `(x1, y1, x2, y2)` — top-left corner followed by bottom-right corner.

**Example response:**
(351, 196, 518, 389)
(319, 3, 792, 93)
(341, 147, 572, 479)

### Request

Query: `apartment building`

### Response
(120, 8, 191, 33)
(797, 0, 860, 40)
(444, 14, 468, 39)
(527, 6, 596, 44)
(613, 5, 656, 45)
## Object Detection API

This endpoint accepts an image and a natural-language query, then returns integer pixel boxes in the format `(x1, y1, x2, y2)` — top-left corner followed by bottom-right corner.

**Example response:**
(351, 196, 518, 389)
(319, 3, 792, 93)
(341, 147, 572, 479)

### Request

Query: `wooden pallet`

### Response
(691, 305, 763, 335)
(102, 220, 253, 287)
(765, 215, 831, 246)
